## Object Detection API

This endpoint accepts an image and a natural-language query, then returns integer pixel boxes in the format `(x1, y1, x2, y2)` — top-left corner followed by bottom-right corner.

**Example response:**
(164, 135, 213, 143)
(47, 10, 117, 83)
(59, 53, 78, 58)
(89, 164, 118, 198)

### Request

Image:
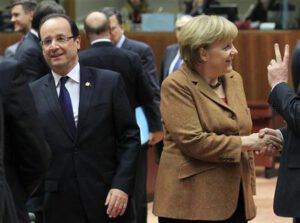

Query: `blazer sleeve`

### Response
(161, 76, 242, 163)
(111, 75, 140, 194)
(269, 82, 300, 136)
(4, 62, 51, 195)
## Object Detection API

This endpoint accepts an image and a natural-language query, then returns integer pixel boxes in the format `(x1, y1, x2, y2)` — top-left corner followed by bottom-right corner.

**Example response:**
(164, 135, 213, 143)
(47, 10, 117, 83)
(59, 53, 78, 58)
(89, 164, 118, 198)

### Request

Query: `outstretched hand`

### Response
(267, 43, 289, 88)
(257, 128, 283, 156)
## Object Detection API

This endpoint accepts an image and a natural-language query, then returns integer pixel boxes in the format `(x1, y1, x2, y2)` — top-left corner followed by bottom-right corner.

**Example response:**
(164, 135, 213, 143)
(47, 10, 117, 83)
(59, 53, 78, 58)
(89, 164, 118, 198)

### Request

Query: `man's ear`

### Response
(199, 47, 208, 62)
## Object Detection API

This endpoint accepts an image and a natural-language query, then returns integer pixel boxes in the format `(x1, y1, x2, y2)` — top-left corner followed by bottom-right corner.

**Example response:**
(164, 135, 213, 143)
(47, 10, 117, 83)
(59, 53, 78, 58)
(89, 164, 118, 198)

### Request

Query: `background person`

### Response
(265, 43, 300, 223)
(153, 15, 282, 223)
(102, 7, 163, 223)
(0, 58, 51, 223)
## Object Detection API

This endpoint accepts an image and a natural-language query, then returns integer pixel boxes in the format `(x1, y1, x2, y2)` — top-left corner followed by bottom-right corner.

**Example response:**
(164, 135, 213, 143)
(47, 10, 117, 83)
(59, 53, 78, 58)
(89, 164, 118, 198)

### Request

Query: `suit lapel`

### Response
(77, 67, 94, 135)
(42, 74, 74, 139)
(182, 64, 236, 114)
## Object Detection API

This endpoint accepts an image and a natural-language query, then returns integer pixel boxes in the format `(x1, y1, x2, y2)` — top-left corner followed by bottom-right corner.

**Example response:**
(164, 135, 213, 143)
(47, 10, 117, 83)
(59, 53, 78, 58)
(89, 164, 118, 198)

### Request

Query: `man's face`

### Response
(11, 4, 33, 34)
(109, 15, 124, 45)
(40, 17, 81, 75)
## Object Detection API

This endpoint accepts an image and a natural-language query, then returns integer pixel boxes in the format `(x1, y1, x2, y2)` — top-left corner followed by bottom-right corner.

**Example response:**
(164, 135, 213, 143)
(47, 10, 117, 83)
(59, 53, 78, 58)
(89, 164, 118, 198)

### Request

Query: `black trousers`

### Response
(133, 145, 148, 223)
(158, 184, 247, 223)
(294, 218, 300, 223)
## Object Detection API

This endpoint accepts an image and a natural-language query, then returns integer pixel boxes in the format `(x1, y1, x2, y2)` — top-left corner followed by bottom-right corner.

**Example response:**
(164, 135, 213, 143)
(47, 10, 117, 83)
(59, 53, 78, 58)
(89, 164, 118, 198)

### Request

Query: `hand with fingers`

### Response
(241, 131, 283, 152)
(105, 188, 128, 218)
(267, 43, 290, 88)
(257, 128, 283, 156)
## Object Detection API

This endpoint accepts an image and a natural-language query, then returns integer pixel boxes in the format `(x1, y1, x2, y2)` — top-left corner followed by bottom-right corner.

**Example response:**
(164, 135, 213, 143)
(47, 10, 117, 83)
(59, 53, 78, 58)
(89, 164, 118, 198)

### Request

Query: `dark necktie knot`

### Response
(60, 76, 69, 86)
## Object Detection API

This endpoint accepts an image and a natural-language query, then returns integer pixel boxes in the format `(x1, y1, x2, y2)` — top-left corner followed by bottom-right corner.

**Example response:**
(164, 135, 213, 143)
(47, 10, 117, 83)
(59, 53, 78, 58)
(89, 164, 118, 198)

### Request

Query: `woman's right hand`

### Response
(241, 132, 283, 152)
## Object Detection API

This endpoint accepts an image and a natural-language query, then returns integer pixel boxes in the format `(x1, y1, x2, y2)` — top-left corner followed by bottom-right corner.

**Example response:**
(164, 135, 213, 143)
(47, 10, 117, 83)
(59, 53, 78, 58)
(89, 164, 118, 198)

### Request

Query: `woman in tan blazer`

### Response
(153, 15, 282, 223)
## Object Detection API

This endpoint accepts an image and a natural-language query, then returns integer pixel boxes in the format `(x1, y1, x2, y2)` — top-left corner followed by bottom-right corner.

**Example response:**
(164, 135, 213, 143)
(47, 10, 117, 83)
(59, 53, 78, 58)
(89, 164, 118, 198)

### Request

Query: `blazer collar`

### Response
(181, 64, 237, 113)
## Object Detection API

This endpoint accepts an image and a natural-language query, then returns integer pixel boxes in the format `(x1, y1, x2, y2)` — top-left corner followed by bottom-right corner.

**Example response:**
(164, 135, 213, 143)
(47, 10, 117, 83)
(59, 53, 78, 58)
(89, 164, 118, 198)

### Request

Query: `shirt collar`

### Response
(30, 29, 39, 38)
(116, 34, 126, 48)
(91, 38, 111, 45)
(52, 62, 80, 87)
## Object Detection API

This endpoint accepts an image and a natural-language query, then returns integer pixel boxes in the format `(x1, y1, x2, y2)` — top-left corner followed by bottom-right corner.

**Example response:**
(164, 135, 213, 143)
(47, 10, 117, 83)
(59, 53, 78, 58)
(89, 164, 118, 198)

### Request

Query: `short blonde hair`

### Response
(179, 15, 238, 70)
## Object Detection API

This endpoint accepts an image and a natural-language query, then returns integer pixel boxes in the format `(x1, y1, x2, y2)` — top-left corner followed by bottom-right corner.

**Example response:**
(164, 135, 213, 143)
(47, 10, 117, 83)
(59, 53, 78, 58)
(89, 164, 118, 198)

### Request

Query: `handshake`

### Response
(241, 128, 283, 155)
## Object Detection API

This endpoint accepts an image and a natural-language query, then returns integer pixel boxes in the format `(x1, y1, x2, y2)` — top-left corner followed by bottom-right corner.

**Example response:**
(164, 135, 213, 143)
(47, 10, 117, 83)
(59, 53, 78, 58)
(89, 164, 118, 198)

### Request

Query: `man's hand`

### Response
(105, 188, 128, 218)
(257, 128, 283, 156)
(148, 131, 164, 146)
(267, 43, 289, 88)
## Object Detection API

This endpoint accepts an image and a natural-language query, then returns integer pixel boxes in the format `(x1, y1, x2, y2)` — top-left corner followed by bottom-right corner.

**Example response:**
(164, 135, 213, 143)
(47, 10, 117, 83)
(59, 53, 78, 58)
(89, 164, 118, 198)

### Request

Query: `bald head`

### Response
(84, 11, 110, 41)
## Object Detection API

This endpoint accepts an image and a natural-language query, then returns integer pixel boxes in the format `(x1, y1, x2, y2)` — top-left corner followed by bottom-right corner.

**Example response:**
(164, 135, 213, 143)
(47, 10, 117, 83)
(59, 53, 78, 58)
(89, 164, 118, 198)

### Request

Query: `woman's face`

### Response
(202, 39, 238, 76)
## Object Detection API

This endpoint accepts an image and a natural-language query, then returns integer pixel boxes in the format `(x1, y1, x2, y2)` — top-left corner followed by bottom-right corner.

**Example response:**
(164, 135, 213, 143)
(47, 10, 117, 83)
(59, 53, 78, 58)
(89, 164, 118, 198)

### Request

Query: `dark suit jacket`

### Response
(15, 32, 50, 81)
(122, 37, 162, 132)
(0, 97, 18, 223)
(269, 82, 300, 217)
(0, 58, 51, 223)
(29, 66, 140, 223)
(160, 43, 178, 85)
(79, 41, 153, 110)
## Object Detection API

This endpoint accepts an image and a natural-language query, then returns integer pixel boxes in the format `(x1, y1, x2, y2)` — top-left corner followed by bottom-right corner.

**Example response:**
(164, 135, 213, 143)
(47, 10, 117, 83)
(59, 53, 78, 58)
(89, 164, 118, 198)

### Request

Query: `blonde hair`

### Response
(179, 15, 238, 70)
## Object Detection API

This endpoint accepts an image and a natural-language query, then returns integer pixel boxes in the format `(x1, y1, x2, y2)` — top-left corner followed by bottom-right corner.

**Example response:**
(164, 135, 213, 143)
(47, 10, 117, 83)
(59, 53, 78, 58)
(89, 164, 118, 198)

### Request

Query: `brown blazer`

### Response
(153, 64, 256, 221)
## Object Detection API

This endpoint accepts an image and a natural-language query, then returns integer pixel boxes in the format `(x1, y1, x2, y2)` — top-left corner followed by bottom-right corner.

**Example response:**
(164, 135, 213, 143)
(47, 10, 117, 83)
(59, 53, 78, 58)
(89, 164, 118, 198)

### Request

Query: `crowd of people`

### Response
(0, 0, 300, 223)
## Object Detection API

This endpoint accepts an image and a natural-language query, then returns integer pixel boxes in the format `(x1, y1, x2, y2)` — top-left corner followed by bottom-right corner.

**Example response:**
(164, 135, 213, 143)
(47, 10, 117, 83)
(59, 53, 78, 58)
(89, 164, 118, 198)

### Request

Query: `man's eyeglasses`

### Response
(40, 35, 75, 47)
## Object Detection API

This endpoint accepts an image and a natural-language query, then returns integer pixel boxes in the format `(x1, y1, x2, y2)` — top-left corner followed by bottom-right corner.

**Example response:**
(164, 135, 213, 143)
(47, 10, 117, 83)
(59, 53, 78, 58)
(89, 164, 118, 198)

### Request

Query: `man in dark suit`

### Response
(14, 0, 65, 81)
(265, 43, 300, 223)
(9, 0, 37, 59)
(0, 98, 18, 223)
(102, 8, 163, 223)
(30, 14, 140, 223)
(160, 15, 192, 85)
(0, 58, 51, 223)
(79, 11, 153, 111)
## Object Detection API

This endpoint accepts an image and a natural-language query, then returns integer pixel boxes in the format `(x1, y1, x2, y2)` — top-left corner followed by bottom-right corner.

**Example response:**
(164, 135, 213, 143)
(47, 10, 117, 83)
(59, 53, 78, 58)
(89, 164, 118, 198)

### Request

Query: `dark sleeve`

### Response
(18, 48, 49, 82)
(268, 82, 300, 136)
(132, 54, 154, 106)
(4, 63, 51, 195)
(140, 46, 163, 131)
(111, 75, 140, 194)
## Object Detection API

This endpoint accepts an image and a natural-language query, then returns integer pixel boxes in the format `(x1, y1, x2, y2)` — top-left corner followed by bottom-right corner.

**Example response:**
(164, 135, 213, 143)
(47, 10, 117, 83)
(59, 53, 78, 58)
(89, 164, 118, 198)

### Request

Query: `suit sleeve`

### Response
(111, 75, 140, 194)
(18, 48, 49, 82)
(140, 46, 163, 132)
(269, 82, 300, 136)
(4, 64, 51, 195)
(131, 54, 154, 106)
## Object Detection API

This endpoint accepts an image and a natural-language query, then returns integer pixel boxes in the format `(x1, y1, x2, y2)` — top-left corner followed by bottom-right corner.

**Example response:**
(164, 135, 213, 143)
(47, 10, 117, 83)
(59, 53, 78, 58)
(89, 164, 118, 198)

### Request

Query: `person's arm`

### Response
(161, 74, 280, 163)
(267, 44, 300, 135)
(105, 74, 140, 218)
(140, 46, 164, 144)
(4, 62, 51, 195)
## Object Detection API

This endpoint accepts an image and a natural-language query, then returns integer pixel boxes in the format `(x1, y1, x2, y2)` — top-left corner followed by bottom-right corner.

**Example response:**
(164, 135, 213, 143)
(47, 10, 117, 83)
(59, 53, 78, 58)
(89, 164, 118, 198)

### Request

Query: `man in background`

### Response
(6, 0, 37, 59)
(102, 7, 163, 223)
(14, 0, 65, 81)
(0, 58, 51, 223)
(79, 11, 153, 111)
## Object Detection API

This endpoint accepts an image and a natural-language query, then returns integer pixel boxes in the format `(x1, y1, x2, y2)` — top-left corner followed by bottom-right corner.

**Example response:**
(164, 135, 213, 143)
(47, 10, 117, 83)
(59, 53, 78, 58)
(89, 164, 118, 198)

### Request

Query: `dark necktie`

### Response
(59, 76, 76, 136)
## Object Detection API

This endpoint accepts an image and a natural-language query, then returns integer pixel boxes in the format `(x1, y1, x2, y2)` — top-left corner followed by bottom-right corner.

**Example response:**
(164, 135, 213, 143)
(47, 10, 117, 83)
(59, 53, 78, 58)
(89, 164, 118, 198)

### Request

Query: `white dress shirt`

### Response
(52, 63, 80, 126)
